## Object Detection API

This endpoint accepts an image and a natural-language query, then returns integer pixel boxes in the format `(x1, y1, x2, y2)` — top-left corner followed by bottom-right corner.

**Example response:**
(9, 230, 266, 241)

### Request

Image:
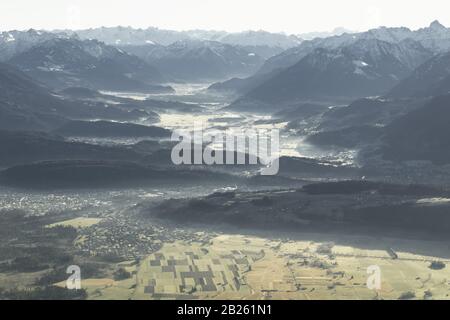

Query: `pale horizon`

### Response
(1, 0, 450, 35)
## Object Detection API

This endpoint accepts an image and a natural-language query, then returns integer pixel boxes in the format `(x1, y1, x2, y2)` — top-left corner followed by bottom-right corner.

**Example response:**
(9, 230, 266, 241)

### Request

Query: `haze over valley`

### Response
(2, 10, 450, 300)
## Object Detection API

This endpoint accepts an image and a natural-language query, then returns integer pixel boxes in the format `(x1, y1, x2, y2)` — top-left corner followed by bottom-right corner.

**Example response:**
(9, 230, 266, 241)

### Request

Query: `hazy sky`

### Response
(1, 0, 450, 34)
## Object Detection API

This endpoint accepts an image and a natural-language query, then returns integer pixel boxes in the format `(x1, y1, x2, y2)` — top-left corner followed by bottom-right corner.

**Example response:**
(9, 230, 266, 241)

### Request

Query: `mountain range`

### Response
(0, 29, 68, 61)
(0, 62, 162, 131)
(217, 21, 450, 108)
(257, 20, 450, 77)
(228, 38, 433, 108)
(1, 29, 281, 84)
(68, 27, 302, 49)
(7, 38, 171, 92)
(118, 39, 265, 81)
(3, 21, 450, 168)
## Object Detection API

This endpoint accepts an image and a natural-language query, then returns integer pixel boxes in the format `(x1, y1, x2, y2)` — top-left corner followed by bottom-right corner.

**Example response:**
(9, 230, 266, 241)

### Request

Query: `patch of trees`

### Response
(0, 286, 87, 300)
(302, 180, 444, 197)
(429, 261, 446, 270)
(113, 268, 132, 281)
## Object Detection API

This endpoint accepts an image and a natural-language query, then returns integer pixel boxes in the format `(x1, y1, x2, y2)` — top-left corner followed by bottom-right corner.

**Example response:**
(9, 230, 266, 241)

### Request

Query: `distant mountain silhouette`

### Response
(120, 40, 264, 81)
(72, 26, 302, 48)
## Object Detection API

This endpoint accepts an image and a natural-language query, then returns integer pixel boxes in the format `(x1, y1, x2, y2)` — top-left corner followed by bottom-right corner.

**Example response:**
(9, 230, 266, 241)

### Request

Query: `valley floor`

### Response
(70, 232, 450, 300)
(1, 85, 449, 301)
